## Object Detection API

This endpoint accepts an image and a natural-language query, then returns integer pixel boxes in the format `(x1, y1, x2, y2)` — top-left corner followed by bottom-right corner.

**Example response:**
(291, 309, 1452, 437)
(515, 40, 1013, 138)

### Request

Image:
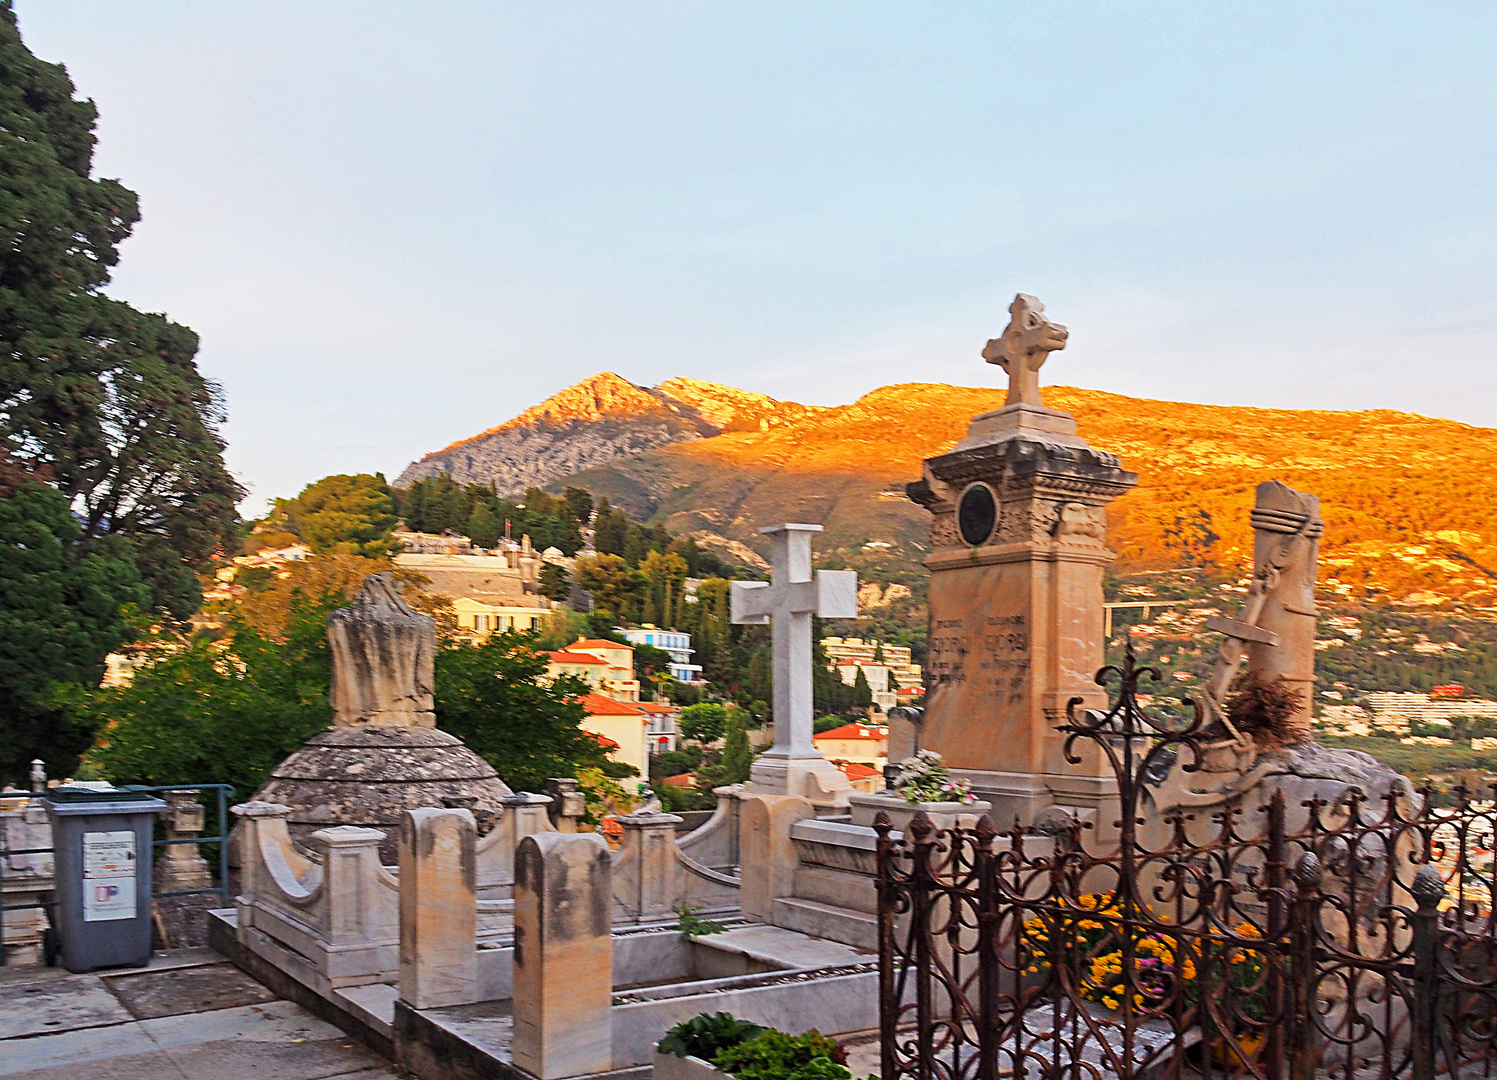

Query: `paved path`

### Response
(0, 948, 395, 1080)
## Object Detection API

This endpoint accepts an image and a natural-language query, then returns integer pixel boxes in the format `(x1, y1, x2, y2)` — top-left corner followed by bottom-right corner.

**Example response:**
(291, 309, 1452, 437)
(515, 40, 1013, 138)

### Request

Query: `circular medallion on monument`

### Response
(957, 482, 999, 546)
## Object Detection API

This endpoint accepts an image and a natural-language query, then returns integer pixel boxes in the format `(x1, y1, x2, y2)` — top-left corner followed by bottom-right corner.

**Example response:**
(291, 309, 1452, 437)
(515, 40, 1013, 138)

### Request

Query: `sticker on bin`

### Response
(83, 830, 137, 922)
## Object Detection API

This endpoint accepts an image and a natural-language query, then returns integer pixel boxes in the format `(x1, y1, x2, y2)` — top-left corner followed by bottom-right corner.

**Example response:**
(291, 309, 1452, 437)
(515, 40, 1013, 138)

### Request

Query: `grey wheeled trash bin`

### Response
(44, 786, 166, 972)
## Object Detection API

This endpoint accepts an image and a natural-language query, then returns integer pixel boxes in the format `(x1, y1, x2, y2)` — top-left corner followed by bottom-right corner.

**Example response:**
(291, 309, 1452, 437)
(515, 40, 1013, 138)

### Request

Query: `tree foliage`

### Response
(433, 630, 608, 793)
(278, 473, 399, 558)
(0, 480, 148, 782)
(0, 5, 241, 617)
(721, 708, 751, 784)
(466, 501, 500, 549)
(679, 702, 728, 743)
(81, 592, 339, 795)
(395, 476, 583, 553)
(537, 561, 571, 603)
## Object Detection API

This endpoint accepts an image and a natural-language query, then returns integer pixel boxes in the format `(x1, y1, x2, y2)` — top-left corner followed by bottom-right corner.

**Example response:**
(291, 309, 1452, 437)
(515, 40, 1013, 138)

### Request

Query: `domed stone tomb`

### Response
(252, 573, 510, 858)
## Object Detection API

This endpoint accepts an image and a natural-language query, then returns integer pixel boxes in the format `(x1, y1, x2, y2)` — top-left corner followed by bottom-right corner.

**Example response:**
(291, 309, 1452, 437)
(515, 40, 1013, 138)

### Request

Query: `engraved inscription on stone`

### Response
(978, 615, 1029, 704)
(927, 618, 967, 688)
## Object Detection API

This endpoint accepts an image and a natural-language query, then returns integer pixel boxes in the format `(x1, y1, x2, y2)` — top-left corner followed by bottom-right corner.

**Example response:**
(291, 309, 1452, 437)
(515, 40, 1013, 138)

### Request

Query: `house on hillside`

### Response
(564, 638, 641, 702)
(577, 693, 652, 777)
(633, 700, 680, 755)
(616, 625, 703, 683)
(546, 650, 610, 692)
(813, 723, 888, 784)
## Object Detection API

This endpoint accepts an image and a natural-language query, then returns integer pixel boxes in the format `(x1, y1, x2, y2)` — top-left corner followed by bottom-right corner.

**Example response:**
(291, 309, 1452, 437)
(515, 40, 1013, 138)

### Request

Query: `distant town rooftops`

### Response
(814, 723, 888, 741)
(572, 638, 633, 651)
(548, 651, 607, 665)
(578, 692, 643, 716)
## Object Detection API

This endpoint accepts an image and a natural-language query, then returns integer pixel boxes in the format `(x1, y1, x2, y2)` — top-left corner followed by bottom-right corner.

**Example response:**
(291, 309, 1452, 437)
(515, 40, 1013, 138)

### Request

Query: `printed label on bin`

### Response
(83, 830, 137, 922)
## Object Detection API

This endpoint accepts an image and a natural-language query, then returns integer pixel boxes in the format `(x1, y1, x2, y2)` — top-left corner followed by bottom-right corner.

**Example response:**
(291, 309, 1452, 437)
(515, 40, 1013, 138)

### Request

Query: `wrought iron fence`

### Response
(875, 648, 1497, 1080)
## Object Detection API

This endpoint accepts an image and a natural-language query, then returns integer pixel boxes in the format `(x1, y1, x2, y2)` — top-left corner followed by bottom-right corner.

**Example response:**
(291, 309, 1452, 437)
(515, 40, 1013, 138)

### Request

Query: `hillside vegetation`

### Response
(400, 374, 1497, 610)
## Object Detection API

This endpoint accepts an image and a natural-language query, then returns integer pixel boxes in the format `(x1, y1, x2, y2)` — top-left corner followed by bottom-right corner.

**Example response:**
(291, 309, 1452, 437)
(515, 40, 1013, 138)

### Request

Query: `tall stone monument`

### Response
(906, 295, 1137, 827)
(254, 574, 511, 859)
(731, 524, 859, 810)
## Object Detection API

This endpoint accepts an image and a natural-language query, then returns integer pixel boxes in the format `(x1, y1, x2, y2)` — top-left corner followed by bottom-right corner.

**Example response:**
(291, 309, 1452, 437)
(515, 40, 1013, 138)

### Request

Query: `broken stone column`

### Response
(512, 831, 614, 1079)
(398, 807, 478, 1009)
(1245, 480, 1322, 743)
(329, 573, 436, 727)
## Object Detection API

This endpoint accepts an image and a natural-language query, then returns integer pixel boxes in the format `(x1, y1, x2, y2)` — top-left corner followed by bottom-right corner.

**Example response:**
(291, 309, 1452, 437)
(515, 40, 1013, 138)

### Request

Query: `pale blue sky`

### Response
(19, 2, 1497, 514)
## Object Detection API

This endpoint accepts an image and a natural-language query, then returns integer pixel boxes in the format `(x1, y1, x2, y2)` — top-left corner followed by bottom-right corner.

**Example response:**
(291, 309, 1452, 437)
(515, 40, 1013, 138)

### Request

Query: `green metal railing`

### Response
(0, 783, 235, 966)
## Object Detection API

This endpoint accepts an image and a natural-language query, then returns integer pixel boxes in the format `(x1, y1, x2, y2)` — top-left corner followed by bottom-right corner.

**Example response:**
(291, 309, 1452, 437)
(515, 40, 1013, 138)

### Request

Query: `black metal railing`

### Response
(875, 647, 1497, 1080)
(0, 783, 235, 966)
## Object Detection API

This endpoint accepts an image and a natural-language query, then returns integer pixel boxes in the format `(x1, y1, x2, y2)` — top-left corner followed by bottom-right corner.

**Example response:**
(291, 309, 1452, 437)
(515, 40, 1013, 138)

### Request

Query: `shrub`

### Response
(713, 1029, 848, 1080)
(658, 1013, 764, 1061)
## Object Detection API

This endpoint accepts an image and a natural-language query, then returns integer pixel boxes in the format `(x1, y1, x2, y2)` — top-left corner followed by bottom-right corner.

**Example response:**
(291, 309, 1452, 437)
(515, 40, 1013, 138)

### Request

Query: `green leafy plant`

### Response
(786, 1058, 853, 1080)
(658, 1012, 764, 1061)
(675, 903, 727, 940)
(712, 1029, 848, 1080)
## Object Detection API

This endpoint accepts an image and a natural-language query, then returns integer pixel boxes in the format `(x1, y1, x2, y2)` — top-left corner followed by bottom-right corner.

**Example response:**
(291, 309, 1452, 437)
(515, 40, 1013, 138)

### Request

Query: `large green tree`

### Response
(0, 3, 242, 617)
(434, 630, 608, 793)
(280, 473, 400, 557)
(0, 478, 148, 781)
(82, 592, 338, 796)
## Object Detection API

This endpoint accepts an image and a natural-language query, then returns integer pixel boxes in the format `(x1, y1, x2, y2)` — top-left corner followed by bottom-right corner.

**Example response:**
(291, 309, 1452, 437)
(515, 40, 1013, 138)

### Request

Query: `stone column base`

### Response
(746, 755, 852, 811)
(948, 768, 1120, 837)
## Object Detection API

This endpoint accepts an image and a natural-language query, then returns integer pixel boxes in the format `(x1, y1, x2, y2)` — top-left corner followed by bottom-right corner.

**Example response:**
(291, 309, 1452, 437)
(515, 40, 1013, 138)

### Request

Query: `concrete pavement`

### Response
(0, 948, 396, 1080)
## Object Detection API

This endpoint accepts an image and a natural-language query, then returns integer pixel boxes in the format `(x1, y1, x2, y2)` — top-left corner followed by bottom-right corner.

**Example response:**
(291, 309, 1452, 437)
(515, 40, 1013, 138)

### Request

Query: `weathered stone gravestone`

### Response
(905, 295, 1137, 828)
(731, 524, 858, 810)
(1146, 479, 1413, 825)
(254, 573, 511, 859)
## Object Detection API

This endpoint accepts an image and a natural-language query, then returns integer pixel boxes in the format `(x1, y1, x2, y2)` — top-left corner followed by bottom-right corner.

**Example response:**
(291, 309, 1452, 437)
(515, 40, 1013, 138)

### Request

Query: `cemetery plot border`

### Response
(875, 646, 1497, 1080)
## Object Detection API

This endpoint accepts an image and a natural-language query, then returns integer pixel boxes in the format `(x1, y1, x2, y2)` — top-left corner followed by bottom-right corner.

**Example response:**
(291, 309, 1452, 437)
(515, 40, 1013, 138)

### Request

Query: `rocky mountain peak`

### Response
(654, 378, 784, 429)
(496, 372, 675, 432)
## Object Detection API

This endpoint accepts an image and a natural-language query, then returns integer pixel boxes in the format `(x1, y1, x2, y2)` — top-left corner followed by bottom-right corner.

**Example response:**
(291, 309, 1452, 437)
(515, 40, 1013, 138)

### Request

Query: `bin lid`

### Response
(43, 786, 166, 814)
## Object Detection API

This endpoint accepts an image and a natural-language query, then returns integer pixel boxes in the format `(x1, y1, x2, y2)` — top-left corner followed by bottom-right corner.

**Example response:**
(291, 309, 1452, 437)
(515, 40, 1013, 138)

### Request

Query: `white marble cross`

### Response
(731, 524, 857, 791)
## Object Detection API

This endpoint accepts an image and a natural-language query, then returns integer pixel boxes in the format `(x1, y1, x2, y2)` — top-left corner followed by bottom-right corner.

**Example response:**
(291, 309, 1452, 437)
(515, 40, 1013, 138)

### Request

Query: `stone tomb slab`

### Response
(103, 960, 278, 1020)
(0, 971, 133, 1040)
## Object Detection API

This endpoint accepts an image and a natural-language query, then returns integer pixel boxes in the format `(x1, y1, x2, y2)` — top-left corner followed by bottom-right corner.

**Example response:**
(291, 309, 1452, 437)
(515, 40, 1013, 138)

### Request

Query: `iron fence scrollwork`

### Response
(876, 646, 1497, 1080)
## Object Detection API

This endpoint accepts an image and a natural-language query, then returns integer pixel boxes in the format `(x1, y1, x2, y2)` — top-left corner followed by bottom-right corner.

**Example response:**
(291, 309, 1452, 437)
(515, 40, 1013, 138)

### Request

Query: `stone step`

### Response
(770, 898, 879, 951)
(693, 924, 872, 972)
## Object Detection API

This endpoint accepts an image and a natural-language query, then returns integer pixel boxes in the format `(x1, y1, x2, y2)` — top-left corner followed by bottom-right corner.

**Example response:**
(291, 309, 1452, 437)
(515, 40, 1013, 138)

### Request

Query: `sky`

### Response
(18, 2, 1497, 515)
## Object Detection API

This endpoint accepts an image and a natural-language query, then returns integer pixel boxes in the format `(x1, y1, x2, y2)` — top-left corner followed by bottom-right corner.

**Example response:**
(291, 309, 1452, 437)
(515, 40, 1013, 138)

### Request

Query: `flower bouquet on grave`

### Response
(888, 750, 977, 806)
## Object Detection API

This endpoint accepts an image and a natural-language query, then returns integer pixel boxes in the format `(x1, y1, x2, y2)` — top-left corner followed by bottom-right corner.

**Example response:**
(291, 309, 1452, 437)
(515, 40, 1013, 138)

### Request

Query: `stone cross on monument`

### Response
(981, 293, 1070, 408)
(731, 524, 858, 809)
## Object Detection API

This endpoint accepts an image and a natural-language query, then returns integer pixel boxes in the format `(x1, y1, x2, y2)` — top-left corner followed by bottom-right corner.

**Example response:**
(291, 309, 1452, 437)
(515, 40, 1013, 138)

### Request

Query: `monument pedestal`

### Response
(908, 393, 1136, 831)
(746, 752, 853, 811)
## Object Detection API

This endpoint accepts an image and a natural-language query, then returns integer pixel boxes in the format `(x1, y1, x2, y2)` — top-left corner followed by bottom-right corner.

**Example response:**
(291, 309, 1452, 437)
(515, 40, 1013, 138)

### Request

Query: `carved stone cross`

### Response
(982, 293, 1069, 407)
(731, 524, 857, 798)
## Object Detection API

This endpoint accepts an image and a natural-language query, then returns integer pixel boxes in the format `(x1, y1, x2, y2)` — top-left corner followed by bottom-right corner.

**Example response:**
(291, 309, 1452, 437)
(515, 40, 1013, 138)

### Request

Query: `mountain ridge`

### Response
(398, 374, 1497, 608)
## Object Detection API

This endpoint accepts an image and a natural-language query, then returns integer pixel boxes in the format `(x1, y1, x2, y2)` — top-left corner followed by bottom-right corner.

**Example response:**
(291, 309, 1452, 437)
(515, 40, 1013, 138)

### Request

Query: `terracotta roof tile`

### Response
(572, 638, 634, 650)
(579, 692, 645, 716)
